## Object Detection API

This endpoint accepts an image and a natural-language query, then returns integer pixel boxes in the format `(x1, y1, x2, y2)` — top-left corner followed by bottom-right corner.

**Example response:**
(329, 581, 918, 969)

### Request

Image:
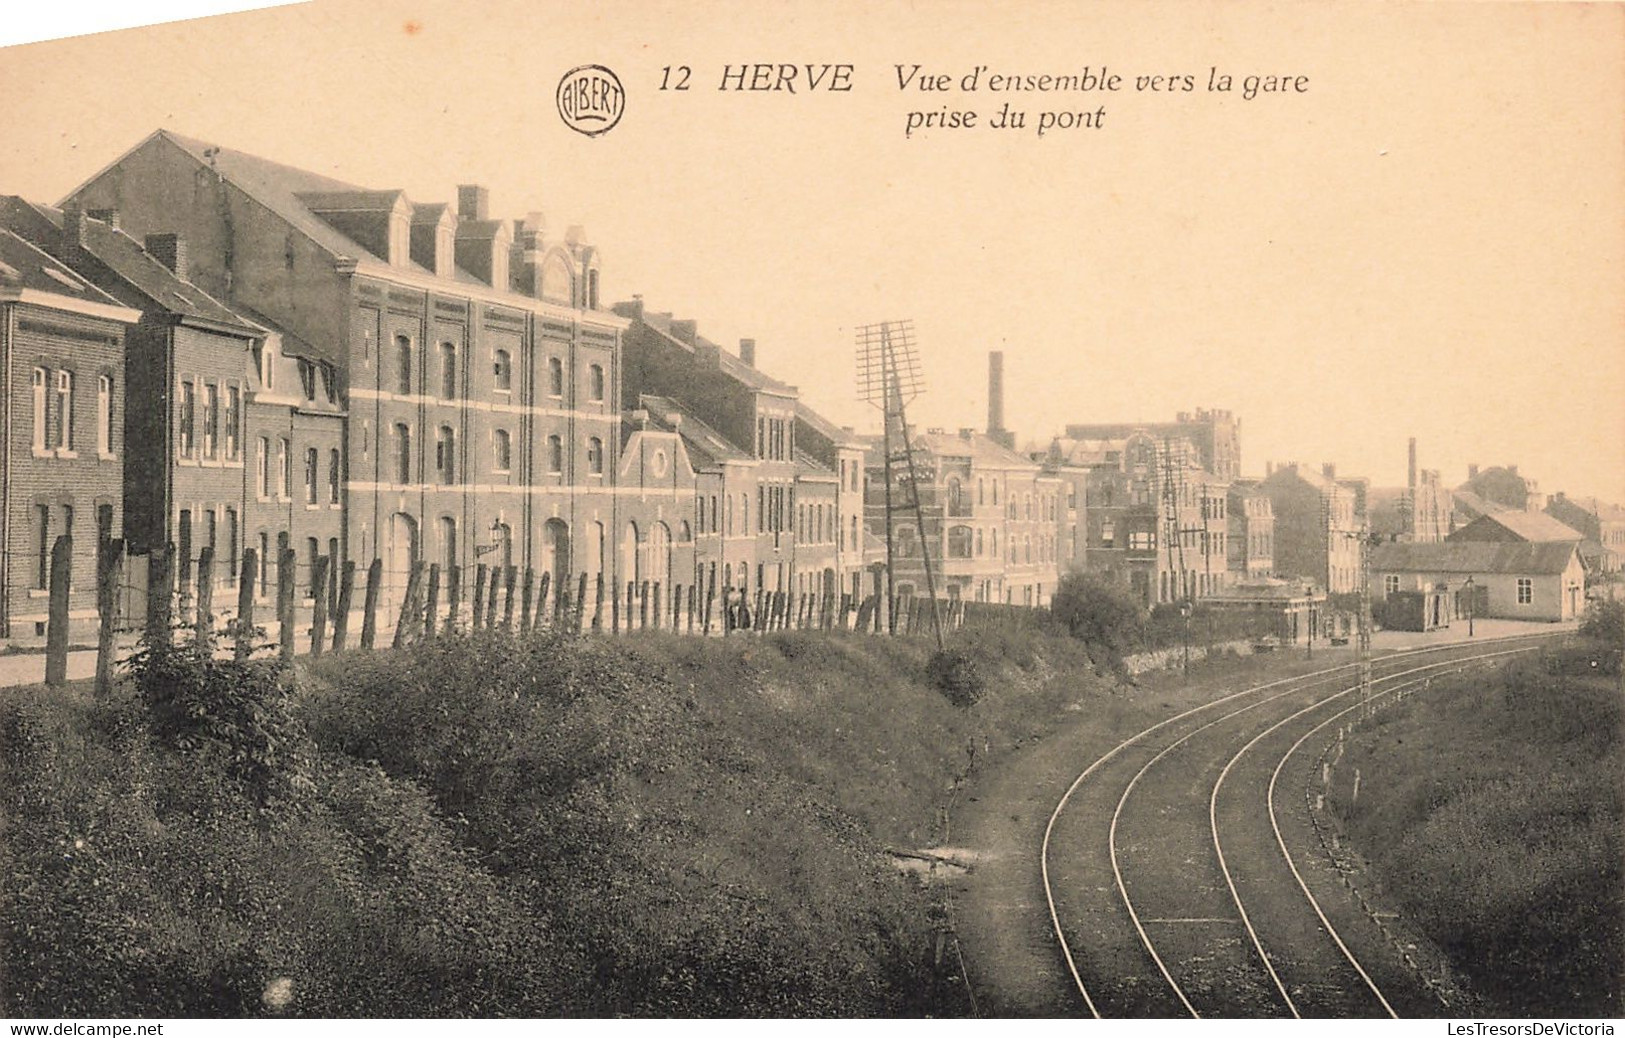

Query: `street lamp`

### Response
(1463, 575, 1475, 637)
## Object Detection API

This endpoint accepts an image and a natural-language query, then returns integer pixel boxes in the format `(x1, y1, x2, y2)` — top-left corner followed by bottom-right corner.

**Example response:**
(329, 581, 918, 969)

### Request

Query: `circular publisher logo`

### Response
(557, 65, 625, 137)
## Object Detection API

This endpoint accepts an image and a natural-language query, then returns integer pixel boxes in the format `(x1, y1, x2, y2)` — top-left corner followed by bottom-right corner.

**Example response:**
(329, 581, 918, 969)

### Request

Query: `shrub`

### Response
(1580, 599, 1624, 646)
(1049, 572, 1146, 672)
(927, 648, 985, 707)
(123, 637, 308, 807)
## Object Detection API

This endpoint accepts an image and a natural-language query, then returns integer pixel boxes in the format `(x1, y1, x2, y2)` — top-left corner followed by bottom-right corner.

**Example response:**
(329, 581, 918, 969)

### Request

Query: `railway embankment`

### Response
(1, 621, 1112, 1017)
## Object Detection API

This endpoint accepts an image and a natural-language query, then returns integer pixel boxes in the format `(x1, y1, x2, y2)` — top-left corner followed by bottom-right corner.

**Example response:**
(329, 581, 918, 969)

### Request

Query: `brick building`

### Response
(1546, 492, 1625, 575)
(64, 130, 628, 622)
(1064, 407, 1242, 482)
(0, 228, 139, 636)
(1227, 478, 1274, 578)
(1260, 461, 1367, 594)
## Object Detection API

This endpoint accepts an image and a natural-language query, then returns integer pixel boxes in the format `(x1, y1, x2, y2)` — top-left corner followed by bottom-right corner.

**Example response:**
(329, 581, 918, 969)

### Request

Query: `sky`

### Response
(1, 0, 1621, 500)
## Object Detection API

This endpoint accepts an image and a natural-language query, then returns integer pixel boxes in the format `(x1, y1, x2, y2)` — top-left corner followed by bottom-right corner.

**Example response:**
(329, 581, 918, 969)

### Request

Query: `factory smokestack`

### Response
(1408, 437, 1418, 490)
(987, 351, 1013, 449)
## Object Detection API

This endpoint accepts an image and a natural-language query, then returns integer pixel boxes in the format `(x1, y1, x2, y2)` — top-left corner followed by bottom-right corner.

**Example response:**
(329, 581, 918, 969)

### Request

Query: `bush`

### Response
(927, 648, 985, 707)
(123, 637, 308, 807)
(1580, 599, 1624, 646)
(1048, 572, 1146, 672)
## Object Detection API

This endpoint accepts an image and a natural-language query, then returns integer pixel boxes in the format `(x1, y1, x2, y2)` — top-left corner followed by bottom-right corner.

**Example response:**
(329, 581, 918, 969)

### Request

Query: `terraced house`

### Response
(62, 130, 637, 618)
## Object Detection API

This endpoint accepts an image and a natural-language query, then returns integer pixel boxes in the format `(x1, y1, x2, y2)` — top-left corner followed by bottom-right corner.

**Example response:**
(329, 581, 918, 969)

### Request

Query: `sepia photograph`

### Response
(0, 0, 1620, 1025)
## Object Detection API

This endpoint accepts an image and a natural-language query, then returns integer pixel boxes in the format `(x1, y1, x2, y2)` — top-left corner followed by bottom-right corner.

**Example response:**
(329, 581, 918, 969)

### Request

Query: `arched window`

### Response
(439, 342, 457, 399)
(947, 477, 966, 515)
(547, 434, 563, 473)
(548, 356, 564, 397)
(586, 436, 603, 474)
(96, 375, 113, 455)
(493, 349, 512, 393)
(396, 334, 412, 395)
(435, 426, 455, 483)
(588, 363, 605, 402)
(438, 516, 457, 572)
(31, 368, 46, 451)
(493, 429, 512, 473)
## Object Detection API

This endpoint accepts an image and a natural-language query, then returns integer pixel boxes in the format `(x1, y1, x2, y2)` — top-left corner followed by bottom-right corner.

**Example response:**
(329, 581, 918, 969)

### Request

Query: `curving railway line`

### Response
(1040, 632, 1559, 1018)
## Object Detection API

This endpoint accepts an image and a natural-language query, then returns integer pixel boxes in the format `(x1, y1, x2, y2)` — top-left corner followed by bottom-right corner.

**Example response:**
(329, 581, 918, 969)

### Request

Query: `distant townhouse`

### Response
(1260, 461, 1366, 594)
(1226, 478, 1274, 578)
(1545, 492, 1625, 575)
(1453, 463, 1545, 531)
(0, 228, 139, 636)
(793, 401, 873, 601)
(64, 130, 627, 620)
(1048, 431, 1228, 607)
(867, 427, 1060, 606)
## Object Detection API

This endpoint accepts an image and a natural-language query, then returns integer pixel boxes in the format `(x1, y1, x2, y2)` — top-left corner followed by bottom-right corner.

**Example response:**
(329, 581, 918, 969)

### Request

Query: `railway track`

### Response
(1041, 632, 1559, 1018)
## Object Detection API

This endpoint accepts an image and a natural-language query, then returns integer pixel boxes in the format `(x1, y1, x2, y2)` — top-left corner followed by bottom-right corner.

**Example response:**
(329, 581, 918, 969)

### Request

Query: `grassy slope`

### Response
(1330, 654, 1623, 1017)
(1, 623, 1111, 1017)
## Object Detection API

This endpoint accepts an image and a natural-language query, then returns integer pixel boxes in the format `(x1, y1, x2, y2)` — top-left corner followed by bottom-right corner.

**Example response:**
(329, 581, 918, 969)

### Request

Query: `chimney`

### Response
(738, 338, 756, 368)
(959, 427, 976, 440)
(1322, 462, 1337, 480)
(60, 201, 87, 264)
(987, 351, 1005, 437)
(456, 184, 489, 221)
(630, 408, 650, 430)
(1468, 463, 1479, 480)
(144, 233, 189, 281)
(1408, 437, 1417, 490)
(87, 208, 120, 230)
(613, 296, 645, 322)
(669, 319, 697, 345)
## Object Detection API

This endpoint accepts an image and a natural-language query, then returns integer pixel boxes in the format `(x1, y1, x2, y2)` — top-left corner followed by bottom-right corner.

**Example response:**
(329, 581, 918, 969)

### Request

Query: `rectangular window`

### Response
(55, 371, 75, 451)
(1129, 531, 1155, 551)
(256, 437, 271, 498)
(226, 508, 239, 583)
(32, 368, 47, 452)
(396, 424, 413, 483)
(96, 375, 113, 455)
(1385, 574, 1400, 595)
(278, 438, 292, 499)
(328, 449, 341, 504)
(223, 386, 240, 459)
(178, 380, 194, 457)
(1517, 578, 1533, 605)
(436, 427, 456, 484)
(305, 447, 318, 504)
(202, 383, 219, 457)
(35, 505, 50, 589)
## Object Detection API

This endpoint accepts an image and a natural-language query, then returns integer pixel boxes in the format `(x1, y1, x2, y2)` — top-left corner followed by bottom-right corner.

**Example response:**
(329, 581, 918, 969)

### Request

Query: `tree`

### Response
(1049, 572, 1147, 673)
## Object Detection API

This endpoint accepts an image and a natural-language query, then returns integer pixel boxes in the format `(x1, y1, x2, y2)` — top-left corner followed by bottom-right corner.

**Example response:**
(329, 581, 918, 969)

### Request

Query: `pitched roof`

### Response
(1448, 510, 1583, 543)
(0, 228, 122, 305)
(794, 449, 837, 481)
(911, 429, 1039, 471)
(0, 197, 254, 332)
(1451, 488, 1507, 517)
(630, 308, 795, 395)
(1550, 494, 1625, 524)
(794, 400, 864, 448)
(1371, 540, 1581, 576)
(638, 394, 751, 470)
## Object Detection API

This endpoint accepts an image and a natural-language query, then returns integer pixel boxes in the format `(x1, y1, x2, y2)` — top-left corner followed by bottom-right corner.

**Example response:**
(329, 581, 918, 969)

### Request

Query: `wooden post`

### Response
(535, 572, 552, 629)
(442, 564, 461, 636)
(235, 548, 257, 660)
(145, 544, 174, 648)
(575, 572, 589, 632)
(520, 568, 535, 632)
(753, 589, 765, 630)
(308, 555, 329, 657)
(625, 581, 635, 631)
(502, 565, 517, 630)
(277, 548, 297, 661)
(610, 575, 621, 633)
(484, 564, 501, 629)
(593, 572, 606, 631)
(687, 583, 697, 634)
(44, 535, 73, 686)
(360, 558, 383, 650)
(332, 560, 356, 651)
(639, 581, 650, 629)
(471, 564, 488, 631)
(95, 538, 124, 696)
(393, 561, 425, 648)
(423, 563, 441, 641)
(176, 545, 193, 628)
(652, 581, 663, 630)
(194, 546, 216, 648)
(703, 581, 716, 635)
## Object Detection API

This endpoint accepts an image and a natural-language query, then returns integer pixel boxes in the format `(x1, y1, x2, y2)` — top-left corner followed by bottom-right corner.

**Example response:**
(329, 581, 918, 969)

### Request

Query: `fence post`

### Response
(332, 560, 356, 651)
(625, 581, 635, 630)
(442, 564, 461, 637)
(193, 546, 216, 648)
(308, 555, 330, 657)
(638, 581, 649, 629)
(593, 572, 606, 632)
(276, 548, 297, 661)
(484, 564, 501, 629)
(144, 544, 174, 648)
(502, 565, 517, 631)
(423, 563, 441, 641)
(360, 558, 382, 650)
(703, 575, 716, 635)
(520, 568, 535, 632)
(610, 575, 621, 633)
(235, 548, 257, 660)
(44, 535, 73, 686)
(95, 538, 124, 696)
(652, 581, 663, 630)
(393, 561, 425, 648)
(176, 545, 193, 628)
(575, 572, 589, 632)
(471, 564, 488, 631)
(687, 583, 697, 634)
